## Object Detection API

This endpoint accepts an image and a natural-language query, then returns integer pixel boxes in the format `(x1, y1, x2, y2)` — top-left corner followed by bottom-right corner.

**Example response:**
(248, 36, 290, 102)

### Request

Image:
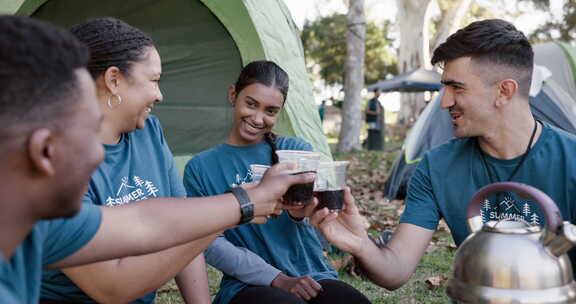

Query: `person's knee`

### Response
(312, 279, 372, 304)
(231, 286, 305, 304)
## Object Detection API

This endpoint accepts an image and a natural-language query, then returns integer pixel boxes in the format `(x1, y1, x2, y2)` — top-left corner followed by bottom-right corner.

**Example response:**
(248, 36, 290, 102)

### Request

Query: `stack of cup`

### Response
(250, 164, 270, 184)
(314, 161, 349, 210)
(275, 150, 322, 205)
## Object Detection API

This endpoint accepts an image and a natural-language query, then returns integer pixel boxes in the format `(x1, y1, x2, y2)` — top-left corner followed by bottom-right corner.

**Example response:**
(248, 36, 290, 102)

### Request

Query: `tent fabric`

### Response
(8, 0, 331, 160)
(367, 68, 442, 92)
(385, 42, 576, 200)
(534, 42, 576, 100)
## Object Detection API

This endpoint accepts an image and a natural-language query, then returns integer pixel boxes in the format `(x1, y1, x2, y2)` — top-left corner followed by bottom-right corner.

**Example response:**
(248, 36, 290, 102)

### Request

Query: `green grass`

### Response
(156, 150, 456, 303)
(156, 231, 455, 303)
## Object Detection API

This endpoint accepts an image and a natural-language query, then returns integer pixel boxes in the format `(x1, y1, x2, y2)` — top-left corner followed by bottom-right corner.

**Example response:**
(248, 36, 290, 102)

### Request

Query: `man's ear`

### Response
(228, 85, 237, 106)
(103, 66, 122, 95)
(495, 79, 518, 107)
(28, 129, 56, 177)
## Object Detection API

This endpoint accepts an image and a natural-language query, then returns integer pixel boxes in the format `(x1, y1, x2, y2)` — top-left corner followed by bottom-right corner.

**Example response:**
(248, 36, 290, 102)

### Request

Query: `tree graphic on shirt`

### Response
(133, 176, 145, 187)
(145, 181, 159, 197)
(522, 203, 531, 217)
(530, 213, 540, 225)
(482, 199, 491, 211)
(106, 197, 120, 207)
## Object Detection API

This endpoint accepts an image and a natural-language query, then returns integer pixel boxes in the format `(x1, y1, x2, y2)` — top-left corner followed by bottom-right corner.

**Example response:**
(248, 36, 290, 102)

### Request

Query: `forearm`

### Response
(353, 237, 413, 290)
(206, 236, 281, 286)
(353, 224, 432, 290)
(59, 195, 245, 267)
(63, 234, 217, 303)
(176, 254, 211, 304)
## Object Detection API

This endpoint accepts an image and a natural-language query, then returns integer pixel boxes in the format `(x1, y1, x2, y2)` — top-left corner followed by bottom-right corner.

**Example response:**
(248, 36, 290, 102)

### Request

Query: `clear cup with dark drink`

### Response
(250, 164, 270, 184)
(275, 150, 321, 205)
(314, 161, 349, 210)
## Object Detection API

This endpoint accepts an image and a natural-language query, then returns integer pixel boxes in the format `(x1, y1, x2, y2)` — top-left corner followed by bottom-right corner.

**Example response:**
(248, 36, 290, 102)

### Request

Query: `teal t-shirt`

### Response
(184, 137, 338, 304)
(400, 122, 576, 274)
(0, 254, 19, 303)
(0, 204, 102, 303)
(41, 116, 186, 304)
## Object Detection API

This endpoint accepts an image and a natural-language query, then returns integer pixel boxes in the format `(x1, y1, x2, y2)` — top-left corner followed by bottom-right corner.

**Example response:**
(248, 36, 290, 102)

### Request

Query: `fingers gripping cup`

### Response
(250, 164, 270, 184)
(314, 161, 349, 210)
(275, 150, 321, 205)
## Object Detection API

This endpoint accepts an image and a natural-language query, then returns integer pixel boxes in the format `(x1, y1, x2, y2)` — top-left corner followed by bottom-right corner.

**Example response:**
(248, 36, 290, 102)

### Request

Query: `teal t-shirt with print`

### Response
(400, 122, 576, 275)
(41, 116, 186, 304)
(0, 204, 102, 303)
(184, 137, 338, 304)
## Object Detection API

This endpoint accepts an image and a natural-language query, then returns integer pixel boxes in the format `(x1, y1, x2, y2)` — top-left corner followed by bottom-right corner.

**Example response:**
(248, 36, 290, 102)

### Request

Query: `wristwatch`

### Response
(230, 186, 254, 225)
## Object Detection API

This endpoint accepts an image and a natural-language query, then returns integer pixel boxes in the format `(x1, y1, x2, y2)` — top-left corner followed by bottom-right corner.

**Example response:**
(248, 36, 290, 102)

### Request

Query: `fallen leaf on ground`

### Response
(424, 275, 448, 290)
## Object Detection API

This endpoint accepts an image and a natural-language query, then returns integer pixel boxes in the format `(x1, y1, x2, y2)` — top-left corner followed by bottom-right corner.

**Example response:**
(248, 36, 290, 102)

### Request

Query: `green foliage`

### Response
(529, 0, 576, 43)
(301, 13, 397, 86)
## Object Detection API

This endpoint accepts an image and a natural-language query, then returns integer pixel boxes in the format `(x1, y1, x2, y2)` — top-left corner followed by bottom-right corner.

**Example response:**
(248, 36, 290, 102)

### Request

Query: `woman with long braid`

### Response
(184, 61, 371, 304)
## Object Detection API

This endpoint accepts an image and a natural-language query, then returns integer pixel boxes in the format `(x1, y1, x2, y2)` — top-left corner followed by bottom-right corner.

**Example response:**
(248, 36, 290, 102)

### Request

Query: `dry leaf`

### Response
(425, 275, 447, 290)
(157, 285, 179, 294)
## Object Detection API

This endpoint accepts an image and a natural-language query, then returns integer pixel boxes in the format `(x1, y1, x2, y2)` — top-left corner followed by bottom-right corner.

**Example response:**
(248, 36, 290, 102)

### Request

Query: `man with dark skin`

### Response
(311, 19, 576, 288)
(0, 15, 313, 302)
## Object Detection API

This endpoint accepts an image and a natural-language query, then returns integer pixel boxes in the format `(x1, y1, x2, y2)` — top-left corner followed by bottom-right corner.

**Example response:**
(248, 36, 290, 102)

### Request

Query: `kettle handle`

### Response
(467, 182, 562, 233)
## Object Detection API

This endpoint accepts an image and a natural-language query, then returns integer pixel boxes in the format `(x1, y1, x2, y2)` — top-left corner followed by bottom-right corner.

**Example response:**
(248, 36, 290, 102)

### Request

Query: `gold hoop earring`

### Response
(107, 94, 122, 109)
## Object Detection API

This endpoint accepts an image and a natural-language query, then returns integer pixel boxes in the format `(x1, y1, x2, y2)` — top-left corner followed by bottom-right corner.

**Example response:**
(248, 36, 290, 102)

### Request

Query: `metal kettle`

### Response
(447, 182, 576, 303)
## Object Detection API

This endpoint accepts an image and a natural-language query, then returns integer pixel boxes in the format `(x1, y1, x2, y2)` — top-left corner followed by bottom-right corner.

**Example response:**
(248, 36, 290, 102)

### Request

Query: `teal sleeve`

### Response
(42, 204, 102, 266)
(154, 116, 187, 198)
(399, 156, 440, 231)
(183, 159, 208, 198)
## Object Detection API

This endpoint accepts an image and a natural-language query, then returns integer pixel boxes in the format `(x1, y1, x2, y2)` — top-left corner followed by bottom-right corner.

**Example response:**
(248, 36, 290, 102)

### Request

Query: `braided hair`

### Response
(233, 61, 289, 164)
(70, 17, 155, 79)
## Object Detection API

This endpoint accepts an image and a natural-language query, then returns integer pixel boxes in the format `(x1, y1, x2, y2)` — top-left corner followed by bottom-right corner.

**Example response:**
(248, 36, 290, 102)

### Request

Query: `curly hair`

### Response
(0, 16, 89, 132)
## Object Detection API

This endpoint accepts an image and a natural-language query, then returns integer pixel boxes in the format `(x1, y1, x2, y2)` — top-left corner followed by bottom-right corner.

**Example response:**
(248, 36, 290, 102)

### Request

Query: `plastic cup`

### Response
(314, 161, 349, 210)
(250, 164, 270, 184)
(275, 150, 322, 205)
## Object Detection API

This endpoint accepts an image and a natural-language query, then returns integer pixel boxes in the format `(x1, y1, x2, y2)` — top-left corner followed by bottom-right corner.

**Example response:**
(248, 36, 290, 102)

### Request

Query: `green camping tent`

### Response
(3, 0, 330, 166)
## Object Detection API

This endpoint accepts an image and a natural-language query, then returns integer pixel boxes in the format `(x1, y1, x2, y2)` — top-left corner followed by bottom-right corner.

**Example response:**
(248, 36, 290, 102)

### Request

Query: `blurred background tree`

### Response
(528, 0, 576, 42)
(301, 13, 397, 87)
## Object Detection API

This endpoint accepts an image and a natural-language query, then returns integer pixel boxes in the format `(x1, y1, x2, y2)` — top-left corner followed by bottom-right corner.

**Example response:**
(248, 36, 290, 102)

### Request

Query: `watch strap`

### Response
(230, 187, 254, 225)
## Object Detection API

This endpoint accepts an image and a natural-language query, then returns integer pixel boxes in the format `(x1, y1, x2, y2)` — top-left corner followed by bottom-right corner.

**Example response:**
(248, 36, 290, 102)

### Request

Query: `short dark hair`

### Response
(70, 17, 155, 79)
(0, 16, 89, 136)
(431, 19, 533, 97)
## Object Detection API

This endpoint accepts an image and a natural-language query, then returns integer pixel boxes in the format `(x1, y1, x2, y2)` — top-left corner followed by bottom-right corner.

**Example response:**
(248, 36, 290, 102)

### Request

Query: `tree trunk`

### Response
(431, 0, 473, 52)
(337, 0, 366, 153)
(396, 0, 433, 127)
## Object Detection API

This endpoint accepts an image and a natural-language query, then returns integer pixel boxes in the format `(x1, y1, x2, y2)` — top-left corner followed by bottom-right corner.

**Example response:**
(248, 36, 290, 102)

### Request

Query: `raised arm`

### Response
(310, 188, 434, 290)
(50, 163, 314, 268)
